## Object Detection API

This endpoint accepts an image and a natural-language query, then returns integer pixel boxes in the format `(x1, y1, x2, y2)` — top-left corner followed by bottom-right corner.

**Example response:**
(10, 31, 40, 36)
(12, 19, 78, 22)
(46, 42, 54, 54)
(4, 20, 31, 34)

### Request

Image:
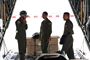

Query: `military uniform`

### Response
(40, 18, 52, 53)
(61, 20, 75, 59)
(15, 17, 28, 60)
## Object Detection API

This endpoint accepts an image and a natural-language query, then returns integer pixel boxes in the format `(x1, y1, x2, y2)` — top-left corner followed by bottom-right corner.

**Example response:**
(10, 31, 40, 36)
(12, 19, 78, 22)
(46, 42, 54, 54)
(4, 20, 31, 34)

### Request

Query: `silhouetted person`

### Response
(59, 12, 75, 59)
(15, 10, 28, 60)
(40, 11, 52, 53)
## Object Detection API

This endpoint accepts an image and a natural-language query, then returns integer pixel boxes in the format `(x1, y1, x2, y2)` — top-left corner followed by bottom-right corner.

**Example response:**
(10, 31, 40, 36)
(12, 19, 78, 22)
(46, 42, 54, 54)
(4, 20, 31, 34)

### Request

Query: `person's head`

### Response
(20, 10, 28, 19)
(42, 11, 48, 19)
(63, 12, 70, 21)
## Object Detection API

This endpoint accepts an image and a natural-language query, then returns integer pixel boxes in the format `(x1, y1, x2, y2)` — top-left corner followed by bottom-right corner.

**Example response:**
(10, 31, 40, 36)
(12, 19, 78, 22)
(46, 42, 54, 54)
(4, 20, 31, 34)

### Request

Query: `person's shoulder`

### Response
(15, 19, 21, 24)
(47, 19, 52, 23)
(68, 20, 73, 26)
(49, 20, 52, 23)
(47, 20, 52, 26)
(69, 20, 73, 24)
(67, 20, 72, 23)
(42, 20, 45, 23)
(66, 20, 72, 25)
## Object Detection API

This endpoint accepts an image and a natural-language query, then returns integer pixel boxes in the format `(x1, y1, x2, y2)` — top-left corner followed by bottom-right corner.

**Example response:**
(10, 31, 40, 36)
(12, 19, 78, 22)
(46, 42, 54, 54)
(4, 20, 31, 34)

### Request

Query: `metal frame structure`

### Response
(69, 0, 90, 50)
(0, 0, 17, 50)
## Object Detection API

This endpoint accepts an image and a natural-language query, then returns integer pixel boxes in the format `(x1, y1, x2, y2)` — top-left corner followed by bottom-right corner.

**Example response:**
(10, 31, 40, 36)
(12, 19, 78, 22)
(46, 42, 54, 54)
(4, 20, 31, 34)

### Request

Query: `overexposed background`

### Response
(0, 0, 90, 59)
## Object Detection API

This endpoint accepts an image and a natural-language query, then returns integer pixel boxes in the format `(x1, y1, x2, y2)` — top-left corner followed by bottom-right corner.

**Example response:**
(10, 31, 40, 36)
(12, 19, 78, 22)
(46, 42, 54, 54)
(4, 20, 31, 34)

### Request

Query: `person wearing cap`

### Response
(40, 11, 52, 53)
(15, 10, 28, 60)
(58, 12, 75, 59)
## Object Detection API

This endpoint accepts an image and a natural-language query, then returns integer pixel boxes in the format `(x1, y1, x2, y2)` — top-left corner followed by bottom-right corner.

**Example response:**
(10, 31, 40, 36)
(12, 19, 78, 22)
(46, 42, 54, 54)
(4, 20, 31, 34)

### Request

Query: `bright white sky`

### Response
(0, 0, 90, 59)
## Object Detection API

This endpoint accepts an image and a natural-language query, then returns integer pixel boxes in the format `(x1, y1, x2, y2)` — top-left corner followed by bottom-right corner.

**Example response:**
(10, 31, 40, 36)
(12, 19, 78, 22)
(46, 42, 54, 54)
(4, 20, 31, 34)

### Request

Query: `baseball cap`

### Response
(20, 10, 29, 17)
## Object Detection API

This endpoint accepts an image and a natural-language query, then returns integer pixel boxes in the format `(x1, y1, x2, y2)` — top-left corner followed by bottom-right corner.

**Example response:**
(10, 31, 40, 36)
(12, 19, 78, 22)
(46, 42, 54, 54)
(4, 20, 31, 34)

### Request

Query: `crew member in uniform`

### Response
(40, 11, 52, 53)
(59, 12, 75, 59)
(15, 10, 28, 60)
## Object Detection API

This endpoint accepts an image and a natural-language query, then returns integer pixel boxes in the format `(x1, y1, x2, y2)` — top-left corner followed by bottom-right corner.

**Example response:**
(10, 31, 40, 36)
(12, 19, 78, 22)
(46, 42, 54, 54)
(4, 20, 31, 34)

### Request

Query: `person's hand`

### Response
(23, 20, 27, 24)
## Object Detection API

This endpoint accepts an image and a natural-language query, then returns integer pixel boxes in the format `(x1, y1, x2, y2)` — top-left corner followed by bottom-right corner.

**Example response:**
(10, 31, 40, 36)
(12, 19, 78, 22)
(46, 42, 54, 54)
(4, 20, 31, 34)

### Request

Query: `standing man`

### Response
(60, 12, 75, 59)
(15, 10, 28, 60)
(40, 11, 52, 53)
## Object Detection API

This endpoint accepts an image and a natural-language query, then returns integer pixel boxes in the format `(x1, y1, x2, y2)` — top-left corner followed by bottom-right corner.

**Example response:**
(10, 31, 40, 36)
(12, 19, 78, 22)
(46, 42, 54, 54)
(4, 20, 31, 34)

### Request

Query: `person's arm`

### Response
(45, 21, 52, 38)
(49, 22, 52, 35)
(23, 20, 28, 30)
(25, 24, 28, 30)
(15, 20, 21, 31)
(39, 21, 43, 40)
(63, 21, 73, 36)
(49, 22, 52, 40)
